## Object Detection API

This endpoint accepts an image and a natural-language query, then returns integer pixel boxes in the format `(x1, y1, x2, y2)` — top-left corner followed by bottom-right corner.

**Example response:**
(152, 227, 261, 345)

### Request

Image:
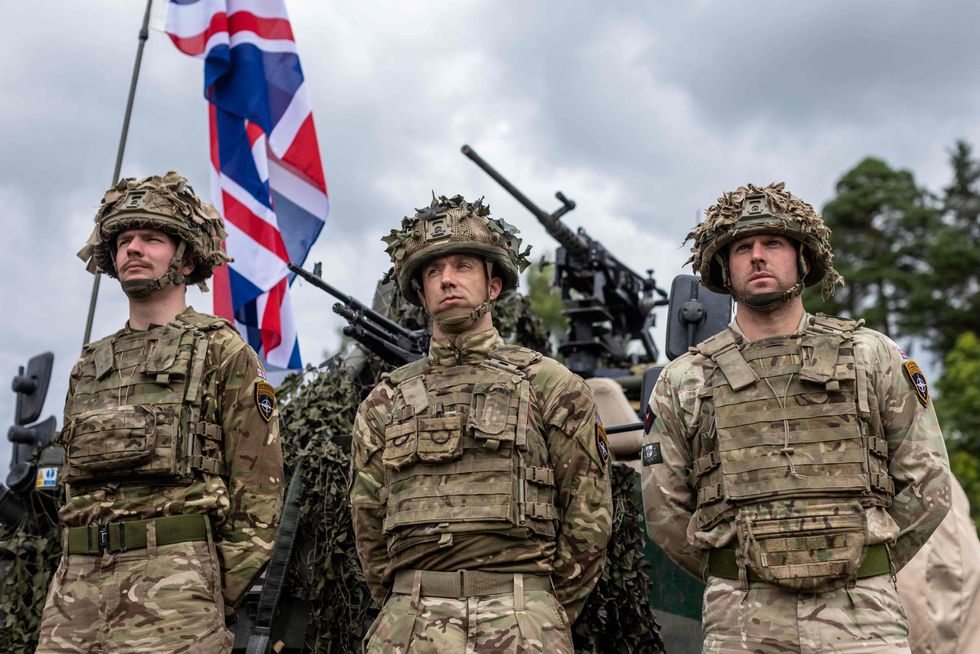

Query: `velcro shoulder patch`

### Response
(902, 360, 929, 407)
(594, 414, 609, 467)
(255, 380, 277, 422)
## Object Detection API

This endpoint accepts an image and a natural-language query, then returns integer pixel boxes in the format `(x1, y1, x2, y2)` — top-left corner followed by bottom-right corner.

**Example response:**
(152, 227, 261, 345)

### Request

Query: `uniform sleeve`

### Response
(215, 342, 284, 611)
(640, 366, 707, 580)
(349, 382, 393, 607)
(542, 372, 613, 623)
(872, 336, 951, 571)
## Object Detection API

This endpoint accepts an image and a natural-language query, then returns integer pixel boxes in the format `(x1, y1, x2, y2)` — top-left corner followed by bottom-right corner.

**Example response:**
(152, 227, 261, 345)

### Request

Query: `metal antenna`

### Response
(82, 0, 155, 346)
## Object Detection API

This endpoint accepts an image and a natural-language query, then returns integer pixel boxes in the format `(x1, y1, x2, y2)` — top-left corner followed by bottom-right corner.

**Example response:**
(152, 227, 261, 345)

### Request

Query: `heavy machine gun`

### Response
(462, 145, 669, 379)
(288, 262, 427, 367)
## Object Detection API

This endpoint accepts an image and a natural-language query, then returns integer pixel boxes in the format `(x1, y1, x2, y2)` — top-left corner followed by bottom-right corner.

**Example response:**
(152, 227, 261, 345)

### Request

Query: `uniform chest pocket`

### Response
(417, 414, 463, 463)
(470, 382, 515, 446)
(66, 405, 174, 477)
(382, 420, 418, 471)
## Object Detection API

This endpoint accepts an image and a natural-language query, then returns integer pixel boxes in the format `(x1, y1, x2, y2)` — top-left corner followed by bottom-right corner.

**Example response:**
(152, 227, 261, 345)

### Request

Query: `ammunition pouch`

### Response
(734, 500, 869, 593)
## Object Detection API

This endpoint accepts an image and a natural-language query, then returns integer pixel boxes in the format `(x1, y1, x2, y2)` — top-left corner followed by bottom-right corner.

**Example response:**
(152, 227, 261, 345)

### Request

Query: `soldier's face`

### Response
(115, 228, 182, 282)
(420, 254, 502, 312)
(727, 234, 799, 297)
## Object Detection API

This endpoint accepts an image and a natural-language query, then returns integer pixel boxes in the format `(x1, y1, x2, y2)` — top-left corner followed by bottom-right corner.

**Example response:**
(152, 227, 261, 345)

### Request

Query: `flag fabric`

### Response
(165, 0, 328, 370)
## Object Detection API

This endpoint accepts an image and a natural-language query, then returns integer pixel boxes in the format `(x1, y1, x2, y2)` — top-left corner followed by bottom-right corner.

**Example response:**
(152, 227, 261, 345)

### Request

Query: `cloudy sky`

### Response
(2, 0, 979, 472)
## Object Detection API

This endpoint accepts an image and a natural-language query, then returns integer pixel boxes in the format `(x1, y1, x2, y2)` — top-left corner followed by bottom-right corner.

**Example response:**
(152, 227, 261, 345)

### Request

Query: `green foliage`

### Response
(804, 156, 941, 339)
(573, 463, 664, 653)
(912, 141, 980, 356)
(936, 332, 980, 529)
(525, 261, 568, 349)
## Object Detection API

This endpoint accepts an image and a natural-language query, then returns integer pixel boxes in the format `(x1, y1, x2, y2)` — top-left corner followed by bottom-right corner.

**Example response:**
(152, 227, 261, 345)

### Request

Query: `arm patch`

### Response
(642, 442, 663, 466)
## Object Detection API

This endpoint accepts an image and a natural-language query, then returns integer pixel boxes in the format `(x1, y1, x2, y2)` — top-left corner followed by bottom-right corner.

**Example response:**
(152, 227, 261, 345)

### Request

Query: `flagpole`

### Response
(82, 0, 154, 346)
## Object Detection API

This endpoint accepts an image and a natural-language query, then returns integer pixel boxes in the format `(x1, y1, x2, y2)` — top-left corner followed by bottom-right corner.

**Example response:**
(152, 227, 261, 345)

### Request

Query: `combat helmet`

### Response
(685, 182, 843, 309)
(382, 194, 531, 333)
(78, 171, 231, 297)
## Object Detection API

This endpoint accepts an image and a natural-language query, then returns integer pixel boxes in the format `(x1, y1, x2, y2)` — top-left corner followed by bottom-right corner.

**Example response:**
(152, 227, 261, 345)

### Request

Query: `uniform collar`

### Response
(729, 311, 811, 339)
(123, 306, 197, 333)
(427, 327, 503, 367)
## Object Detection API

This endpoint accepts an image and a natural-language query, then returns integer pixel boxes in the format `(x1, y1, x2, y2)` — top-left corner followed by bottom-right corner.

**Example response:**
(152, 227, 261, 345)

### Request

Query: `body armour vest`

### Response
(380, 345, 559, 556)
(62, 312, 227, 485)
(691, 315, 894, 592)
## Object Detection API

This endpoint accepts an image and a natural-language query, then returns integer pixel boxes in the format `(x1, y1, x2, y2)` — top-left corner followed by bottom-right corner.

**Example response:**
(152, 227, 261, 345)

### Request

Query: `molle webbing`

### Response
(693, 324, 892, 529)
(382, 347, 557, 543)
(64, 319, 225, 484)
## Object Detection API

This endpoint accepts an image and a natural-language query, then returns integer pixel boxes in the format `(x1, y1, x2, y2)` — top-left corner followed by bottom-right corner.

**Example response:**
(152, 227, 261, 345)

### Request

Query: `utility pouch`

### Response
(735, 500, 868, 593)
(470, 382, 514, 449)
(65, 404, 180, 482)
(382, 420, 419, 471)
(416, 414, 464, 463)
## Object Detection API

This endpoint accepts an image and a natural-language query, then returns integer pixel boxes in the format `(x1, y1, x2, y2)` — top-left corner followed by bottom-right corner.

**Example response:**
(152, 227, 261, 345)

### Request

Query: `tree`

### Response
(906, 141, 980, 357)
(805, 157, 941, 341)
(935, 331, 980, 529)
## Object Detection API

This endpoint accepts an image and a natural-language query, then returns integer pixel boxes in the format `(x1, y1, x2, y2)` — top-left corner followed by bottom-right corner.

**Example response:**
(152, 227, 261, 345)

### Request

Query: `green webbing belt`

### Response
(708, 543, 890, 582)
(66, 514, 208, 555)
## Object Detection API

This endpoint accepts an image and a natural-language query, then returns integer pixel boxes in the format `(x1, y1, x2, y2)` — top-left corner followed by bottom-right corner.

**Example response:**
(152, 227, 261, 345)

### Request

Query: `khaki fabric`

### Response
(364, 589, 573, 654)
(36, 541, 234, 653)
(897, 473, 980, 654)
(702, 574, 910, 653)
(586, 377, 642, 462)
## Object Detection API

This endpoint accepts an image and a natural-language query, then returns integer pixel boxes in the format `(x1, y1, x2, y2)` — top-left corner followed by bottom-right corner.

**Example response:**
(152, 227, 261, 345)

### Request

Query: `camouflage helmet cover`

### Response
(78, 171, 231, 287)
(383, 194, 532, 306)
(685, 182, 843, 298)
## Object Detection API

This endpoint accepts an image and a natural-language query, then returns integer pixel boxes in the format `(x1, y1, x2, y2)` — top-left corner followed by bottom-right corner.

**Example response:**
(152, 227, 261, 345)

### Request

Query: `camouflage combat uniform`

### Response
(352, 328, 611, 652)
(36, 173, 284, 654)
(641, 183, 951, 653)
(351, 195, 612, 653)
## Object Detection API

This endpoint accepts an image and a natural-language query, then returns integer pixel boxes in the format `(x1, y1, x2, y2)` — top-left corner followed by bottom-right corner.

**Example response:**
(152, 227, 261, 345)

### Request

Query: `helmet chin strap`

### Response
(734, 281, 804, 312)
(119, 241, 191, 299)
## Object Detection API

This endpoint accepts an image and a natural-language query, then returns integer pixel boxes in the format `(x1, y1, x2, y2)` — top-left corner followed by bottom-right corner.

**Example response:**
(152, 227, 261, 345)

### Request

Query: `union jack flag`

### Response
(165, 0, 328, 369)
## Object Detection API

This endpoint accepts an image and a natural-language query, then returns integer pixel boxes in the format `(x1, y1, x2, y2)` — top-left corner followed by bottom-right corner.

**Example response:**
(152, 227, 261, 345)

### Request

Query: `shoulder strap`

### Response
(484, 345, 542, 379)
(809, 313, 864, 335)
(389, 357, 430, 384)
(696, 328, 757, 391)
(176, 310, 233, 332)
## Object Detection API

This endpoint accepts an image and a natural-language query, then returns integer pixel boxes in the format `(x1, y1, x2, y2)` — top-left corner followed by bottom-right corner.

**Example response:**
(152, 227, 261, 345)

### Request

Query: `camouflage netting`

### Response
(277, 279, 662, 652)
(0, 449, 63, 653)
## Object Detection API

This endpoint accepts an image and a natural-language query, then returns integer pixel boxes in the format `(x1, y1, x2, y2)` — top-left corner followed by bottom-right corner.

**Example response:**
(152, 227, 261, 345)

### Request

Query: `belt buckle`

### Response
(97, 522, 127, 554)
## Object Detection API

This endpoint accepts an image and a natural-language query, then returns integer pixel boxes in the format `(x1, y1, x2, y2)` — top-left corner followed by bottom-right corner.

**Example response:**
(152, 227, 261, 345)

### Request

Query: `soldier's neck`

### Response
(431, 312, 495, 340)
(734, 297, 805, 342)
(127, 286, 189, 330)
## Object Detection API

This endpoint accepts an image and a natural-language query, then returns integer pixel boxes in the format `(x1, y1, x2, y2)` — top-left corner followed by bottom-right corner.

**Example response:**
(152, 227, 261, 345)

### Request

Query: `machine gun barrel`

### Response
(461, 144, 586, 255)
(288, 263, 414, 339)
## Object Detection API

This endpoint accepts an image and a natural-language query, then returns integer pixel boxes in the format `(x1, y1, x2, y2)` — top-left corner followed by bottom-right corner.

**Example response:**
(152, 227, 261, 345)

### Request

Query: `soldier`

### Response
(350, 194, 613, 653)
(641, 182, 951, 653)
(36, 172, 284, 653)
